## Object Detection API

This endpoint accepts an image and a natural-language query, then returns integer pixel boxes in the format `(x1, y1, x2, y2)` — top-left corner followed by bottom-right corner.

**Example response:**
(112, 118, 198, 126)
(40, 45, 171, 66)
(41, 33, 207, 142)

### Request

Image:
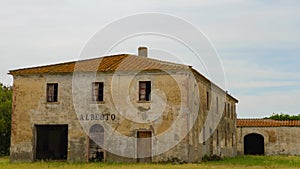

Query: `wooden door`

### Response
(137, 131, 152, 163)
(35, 125, 68, 160)
(89, 124, 104, 161)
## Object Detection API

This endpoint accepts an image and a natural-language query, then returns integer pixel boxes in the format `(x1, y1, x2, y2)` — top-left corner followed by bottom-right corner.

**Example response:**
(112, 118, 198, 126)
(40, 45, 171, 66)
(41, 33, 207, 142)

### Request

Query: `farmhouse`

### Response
(237, 119, 300, 156)
(9, 47, 238, 162)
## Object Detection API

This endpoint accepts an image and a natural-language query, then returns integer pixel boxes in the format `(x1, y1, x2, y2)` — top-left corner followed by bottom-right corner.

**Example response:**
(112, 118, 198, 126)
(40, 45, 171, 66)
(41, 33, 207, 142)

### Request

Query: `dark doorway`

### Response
(89, 124, 104, 162)
(244, 133, 264, 155)
(137, 131, 152, 163)
(35, 125, 68, 160)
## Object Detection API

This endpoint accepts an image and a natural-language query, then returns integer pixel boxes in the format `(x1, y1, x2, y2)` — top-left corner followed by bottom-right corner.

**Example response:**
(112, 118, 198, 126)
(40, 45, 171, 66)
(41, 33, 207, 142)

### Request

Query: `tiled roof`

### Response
(9, 54, 190, 75)
(8, 53, 238, 102)
(237, 119, 300, 127)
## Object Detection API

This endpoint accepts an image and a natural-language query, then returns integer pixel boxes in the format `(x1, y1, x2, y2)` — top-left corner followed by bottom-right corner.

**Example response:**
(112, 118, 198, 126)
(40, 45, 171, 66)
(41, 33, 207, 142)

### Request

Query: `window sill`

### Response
(137, 100, 151, 103)
(90, 101, 105, 104)
(45, 102, 60, 104)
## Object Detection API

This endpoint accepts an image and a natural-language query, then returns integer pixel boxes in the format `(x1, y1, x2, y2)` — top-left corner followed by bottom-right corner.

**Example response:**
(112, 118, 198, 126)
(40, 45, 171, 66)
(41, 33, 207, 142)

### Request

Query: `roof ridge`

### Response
(141, 56, 190, 68)
(104, 55, 129, 71)
(9, 53, 191, 75)
(120, 54, 190, 69)
(9, 60, 76, 74)
(9, 54, 130, 74)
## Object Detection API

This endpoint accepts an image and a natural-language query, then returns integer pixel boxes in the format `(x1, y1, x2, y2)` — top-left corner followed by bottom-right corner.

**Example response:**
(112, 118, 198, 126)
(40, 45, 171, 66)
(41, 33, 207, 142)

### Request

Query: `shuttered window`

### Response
(92, 82, 104, 102)
(139, 81, 151, 101)
(47, 83, 58, 102)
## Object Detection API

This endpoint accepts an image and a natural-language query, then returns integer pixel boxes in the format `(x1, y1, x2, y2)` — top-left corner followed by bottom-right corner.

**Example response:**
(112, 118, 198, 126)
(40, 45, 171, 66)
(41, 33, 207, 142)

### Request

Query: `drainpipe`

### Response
(186, 72, 191, 163)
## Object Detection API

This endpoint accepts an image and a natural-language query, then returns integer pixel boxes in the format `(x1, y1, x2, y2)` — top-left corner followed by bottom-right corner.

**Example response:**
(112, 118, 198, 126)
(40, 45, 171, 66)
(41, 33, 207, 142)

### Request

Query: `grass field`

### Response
(0, 156, 300, 169)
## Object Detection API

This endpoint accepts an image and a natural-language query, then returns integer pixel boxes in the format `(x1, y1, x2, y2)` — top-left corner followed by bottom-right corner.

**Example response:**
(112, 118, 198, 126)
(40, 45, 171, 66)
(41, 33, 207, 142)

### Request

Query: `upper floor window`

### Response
(231, 105, 234, 119)
(47, 83, 58, 102)
(92, 82, 104, 102)
(228, 103, 230, 118)
(224, 103, 227, 117)
(206, 91, 210, 110)
(216, 97, 219, 112)
(139, 81, 151, 101)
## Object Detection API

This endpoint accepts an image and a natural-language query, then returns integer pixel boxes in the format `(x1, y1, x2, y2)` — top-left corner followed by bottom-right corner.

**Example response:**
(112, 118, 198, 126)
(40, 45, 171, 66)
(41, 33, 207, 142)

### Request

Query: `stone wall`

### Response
(237, 126, 300, 155)
(10, 73, 87, 162)
(10, 69, 237, 162)
(191, 73, 237, 159)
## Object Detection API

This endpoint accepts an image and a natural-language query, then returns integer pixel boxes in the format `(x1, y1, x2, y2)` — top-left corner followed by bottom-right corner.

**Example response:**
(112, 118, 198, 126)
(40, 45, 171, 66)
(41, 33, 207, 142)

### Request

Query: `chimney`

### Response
(138, 46, 147, 57)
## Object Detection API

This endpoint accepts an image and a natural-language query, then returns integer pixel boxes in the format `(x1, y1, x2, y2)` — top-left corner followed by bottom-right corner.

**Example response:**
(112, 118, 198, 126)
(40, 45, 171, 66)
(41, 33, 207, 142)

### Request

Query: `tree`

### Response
(0, 83, 12, 156)
(265, 113, 300, 120)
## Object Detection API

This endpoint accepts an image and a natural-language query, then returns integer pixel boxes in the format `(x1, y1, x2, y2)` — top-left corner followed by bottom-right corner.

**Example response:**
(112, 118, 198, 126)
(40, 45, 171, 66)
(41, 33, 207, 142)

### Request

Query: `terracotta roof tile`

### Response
(8, 53, 239, 103)
(9, 54, 189, 75)
(237, 119, 300, 127)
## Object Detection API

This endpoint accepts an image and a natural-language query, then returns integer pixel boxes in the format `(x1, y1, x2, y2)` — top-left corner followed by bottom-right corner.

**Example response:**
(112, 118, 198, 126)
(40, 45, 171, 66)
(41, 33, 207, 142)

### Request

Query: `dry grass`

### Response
(0, 156, 300, 169)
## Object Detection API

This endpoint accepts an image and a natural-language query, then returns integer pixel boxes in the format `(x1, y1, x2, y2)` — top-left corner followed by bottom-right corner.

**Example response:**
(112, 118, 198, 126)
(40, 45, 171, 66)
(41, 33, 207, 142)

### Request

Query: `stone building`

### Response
(9, 47, 238, 162)
(237, 119, 300, 156)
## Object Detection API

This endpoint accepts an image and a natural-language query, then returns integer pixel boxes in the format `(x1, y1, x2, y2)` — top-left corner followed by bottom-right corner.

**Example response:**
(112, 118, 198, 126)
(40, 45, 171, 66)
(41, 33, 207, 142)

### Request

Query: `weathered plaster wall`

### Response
(191, 73, 237, 159)
(237, 126, 300, 155)
(10, 69, 237, 162)
(10, 74, 87, 162)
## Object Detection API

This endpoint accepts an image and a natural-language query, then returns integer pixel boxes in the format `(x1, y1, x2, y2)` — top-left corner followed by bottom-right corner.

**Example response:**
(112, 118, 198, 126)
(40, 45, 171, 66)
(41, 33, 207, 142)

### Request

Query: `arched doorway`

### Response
(244, 133, 264, 155)
(89, 124, 104, 161)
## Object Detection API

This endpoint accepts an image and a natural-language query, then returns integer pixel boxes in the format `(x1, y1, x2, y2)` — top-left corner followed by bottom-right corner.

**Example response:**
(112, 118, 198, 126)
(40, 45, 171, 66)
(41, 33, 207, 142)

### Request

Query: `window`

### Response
(224, 103, 226, 117)
(216, 129, 219, 146)
(233, 105, 236, 119)
(203, 127, 206, 145)
(139, 81, 151, 101)
(92, 82, 104, 102)
(216, 97, 219, 112)
(228, 104, 231, 118)
(47, 83, 58, 102)
(228, 103, 230, 118)
(206, 91, 210, 110)
(231, 105, 234, 119)
(225, 131, 227, 147)
(232, 133, 234, 147)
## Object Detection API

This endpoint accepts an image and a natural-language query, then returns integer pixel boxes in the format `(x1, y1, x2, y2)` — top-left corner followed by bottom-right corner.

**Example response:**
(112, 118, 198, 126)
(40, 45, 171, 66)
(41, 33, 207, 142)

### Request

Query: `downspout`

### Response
(186, 72, 191, 163)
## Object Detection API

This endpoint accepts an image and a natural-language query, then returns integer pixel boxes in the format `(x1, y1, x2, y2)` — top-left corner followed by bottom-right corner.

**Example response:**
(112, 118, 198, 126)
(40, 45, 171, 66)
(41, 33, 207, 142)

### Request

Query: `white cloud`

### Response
(237, 90, 300, 118)
(223, 59, 300, 87)
(231, 81, 298, 89)
(223, 58, 300, 117)
(1, 0, 299, 118)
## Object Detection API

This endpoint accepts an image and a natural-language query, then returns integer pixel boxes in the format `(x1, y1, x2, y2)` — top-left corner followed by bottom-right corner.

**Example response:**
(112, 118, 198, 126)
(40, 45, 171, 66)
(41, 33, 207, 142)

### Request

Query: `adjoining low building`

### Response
(237, 119, 300, 156)
(9, 47, 238, 163)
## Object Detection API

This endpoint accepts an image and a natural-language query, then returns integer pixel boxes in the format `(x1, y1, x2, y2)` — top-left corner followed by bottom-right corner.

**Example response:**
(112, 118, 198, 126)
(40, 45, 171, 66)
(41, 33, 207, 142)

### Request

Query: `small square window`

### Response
(139, 81, 151, 101)
(92, 82, 104, 102)
(47, 83, 58, 102)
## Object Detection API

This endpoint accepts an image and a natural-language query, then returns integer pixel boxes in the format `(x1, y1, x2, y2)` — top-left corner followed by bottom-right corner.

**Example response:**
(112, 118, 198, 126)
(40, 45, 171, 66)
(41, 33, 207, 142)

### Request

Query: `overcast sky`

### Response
(1, 0, 299, 118)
